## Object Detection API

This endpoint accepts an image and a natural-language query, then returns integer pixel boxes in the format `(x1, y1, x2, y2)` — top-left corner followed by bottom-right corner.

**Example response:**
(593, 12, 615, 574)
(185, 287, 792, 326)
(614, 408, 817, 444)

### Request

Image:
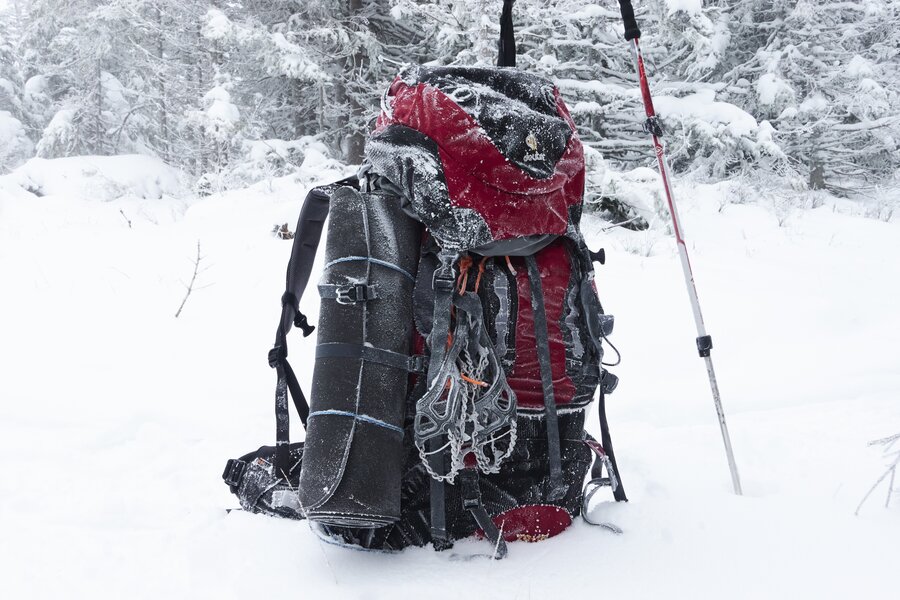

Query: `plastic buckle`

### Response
(268, 345, 285, 368)
(459, 469, 482, 510)
(408, 354, 429, 373)
(432, 269, 455, 292)
(222, 459, 246, 488)
(598, 314, 615, 337)
(335, 284, 374, 305)
(600, 370, 619, 395)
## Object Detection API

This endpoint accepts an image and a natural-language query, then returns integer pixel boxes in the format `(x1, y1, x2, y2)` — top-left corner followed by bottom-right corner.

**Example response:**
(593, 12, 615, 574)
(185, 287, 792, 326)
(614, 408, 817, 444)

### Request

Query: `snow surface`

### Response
(3, 155, 187, 202)
(1, 157, 898, 599)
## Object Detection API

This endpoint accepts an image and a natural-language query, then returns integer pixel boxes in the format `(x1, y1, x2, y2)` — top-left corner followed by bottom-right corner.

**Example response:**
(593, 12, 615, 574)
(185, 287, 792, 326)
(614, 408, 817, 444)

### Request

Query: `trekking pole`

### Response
(615, 0, 743, 495)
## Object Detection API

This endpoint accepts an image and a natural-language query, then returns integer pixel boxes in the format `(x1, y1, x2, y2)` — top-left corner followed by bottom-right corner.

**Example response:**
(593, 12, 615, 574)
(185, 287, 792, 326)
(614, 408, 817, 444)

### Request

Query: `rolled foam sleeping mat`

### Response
(298, 187, 420, 528)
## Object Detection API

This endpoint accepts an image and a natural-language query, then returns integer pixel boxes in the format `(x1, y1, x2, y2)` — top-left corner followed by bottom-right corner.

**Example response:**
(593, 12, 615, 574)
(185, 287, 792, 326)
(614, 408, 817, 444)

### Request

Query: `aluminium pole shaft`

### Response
(617, 2, 742, 495)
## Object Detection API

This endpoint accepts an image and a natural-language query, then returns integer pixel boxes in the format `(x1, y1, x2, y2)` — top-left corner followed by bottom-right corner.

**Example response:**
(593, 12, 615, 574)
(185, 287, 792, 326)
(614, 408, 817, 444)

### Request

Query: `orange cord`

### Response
(456, 255, 473, 294)
(473, 257, 488, 292)
(504, 255, 517, 276)
(444, 256, 491, 389)
(461, 373, 489, 387)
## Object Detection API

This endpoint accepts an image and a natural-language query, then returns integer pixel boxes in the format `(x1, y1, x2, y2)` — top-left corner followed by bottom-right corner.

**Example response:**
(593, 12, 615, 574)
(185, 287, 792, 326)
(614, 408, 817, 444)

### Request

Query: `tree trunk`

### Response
(95, 60, 104, 155)
(342, 0, 366, 164)
(156, 7, 170, 163)
(195, 24, 207, 176)
(809, 163, 825, 190)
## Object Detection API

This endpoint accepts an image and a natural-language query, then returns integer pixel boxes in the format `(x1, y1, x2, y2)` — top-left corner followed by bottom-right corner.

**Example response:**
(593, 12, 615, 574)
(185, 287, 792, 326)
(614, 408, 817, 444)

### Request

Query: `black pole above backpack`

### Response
(497, 0, 516, 67)
(616, 0, 642, 41)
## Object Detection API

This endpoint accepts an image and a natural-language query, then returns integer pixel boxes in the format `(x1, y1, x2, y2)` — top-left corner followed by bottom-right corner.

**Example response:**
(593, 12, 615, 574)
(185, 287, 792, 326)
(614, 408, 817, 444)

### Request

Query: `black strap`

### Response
(315, 342, 427, 373)
(524, 255, 567, 501)
(460, 469, 508, 559)
(282, 360, 309, 425)
(270, 176, 359, 472)
(497, 0, 516, 67)
(426, 252, 458, 550)
(596, 392, 628, 502)
(273, 360, 292, 473)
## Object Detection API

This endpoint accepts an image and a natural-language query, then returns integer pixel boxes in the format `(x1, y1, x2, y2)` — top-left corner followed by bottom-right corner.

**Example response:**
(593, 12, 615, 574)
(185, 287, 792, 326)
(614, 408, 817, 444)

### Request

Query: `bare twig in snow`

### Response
(175, 240, 205, 318)
(868, 433, 900, 447)
(855, 433, 900, 516)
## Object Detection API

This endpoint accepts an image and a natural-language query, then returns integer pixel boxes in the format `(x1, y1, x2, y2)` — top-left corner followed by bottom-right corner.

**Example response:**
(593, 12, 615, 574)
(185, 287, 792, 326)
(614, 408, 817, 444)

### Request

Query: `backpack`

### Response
(222, 65, 627, 558)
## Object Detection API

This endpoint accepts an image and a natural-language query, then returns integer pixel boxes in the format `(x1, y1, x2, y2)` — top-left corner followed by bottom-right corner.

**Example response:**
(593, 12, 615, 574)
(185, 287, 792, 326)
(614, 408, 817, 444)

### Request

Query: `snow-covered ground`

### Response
(1, 156, 898, 599)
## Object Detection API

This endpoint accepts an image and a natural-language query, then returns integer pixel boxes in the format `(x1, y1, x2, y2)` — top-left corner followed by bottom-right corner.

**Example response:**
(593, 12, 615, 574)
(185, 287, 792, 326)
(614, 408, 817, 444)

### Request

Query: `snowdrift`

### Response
(0, 157, 898, 599)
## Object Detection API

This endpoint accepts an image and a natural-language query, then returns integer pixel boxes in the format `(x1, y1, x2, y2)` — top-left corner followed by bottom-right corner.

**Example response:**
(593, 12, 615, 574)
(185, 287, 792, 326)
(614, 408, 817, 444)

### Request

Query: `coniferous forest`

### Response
(2, 1, 898, 196)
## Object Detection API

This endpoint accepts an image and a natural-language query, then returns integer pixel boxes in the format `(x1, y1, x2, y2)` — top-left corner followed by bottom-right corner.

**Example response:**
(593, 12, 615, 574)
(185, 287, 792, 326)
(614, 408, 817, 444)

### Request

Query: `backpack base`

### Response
(317, 410, 593, 552)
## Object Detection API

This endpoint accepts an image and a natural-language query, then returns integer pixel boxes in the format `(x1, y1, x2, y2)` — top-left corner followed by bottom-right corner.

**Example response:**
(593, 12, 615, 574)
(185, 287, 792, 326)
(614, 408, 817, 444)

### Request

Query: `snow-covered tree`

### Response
(20, 0, 128, 156)
(717, 0, 900, 190)
(0, 9, 34, 171)
(0, 11, 23, 117)
(4, 0, 898, 193)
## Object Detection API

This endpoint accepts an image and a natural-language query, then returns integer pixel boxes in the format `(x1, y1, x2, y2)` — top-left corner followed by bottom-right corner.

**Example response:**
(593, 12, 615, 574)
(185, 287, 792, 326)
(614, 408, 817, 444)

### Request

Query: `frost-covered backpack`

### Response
(223, 66, 627, 558)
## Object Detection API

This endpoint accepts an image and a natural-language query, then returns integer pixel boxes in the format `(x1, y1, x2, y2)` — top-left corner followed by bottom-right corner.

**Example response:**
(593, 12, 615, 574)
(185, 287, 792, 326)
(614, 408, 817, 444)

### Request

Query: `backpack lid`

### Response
(366, 66, 585, 251)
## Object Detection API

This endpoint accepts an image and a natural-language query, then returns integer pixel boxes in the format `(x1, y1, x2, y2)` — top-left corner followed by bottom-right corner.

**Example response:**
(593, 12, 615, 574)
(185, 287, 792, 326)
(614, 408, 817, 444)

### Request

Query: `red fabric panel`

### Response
(475, 504, 573, 543)
(438, 146, 582, 240)
(376, 80, 584, 241)
(506, 241, 577, 409)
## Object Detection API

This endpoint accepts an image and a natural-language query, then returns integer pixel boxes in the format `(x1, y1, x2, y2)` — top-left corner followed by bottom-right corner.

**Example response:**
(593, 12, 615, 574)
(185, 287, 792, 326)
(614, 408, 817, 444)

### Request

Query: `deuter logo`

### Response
(524, 132, 545, 162)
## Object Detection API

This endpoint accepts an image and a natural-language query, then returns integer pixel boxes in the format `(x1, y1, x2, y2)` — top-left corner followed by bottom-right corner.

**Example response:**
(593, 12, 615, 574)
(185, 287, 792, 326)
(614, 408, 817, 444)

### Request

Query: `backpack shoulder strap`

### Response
(277, 176, 359, 347)
(270, 176, 359, 473)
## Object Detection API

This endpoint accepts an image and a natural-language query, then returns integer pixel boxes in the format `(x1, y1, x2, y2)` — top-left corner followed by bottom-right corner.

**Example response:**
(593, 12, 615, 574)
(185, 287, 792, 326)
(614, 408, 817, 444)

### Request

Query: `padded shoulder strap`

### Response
(270, 176, 359, 473)
(277, 176, 359, 347)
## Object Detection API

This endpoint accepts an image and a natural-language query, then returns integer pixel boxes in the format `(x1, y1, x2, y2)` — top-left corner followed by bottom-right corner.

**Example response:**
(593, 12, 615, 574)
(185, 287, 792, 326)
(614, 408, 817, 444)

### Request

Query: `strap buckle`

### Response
(598, 314, 615, 337)
(600, 369, 619, 395)
(268, 345, 285, 368)
(407, 354, 429, 373)
(335, 284, 376, 305)
(222, 459, 246, 488)
(432, 268, 455, 292)
(459, 469, 482, 510)
(432, 252, 457, 291)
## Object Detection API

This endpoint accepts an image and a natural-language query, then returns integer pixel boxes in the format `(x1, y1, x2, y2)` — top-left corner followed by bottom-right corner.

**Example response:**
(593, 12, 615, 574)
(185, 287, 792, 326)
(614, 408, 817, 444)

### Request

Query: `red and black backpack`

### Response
(223, 65, 627, 558)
